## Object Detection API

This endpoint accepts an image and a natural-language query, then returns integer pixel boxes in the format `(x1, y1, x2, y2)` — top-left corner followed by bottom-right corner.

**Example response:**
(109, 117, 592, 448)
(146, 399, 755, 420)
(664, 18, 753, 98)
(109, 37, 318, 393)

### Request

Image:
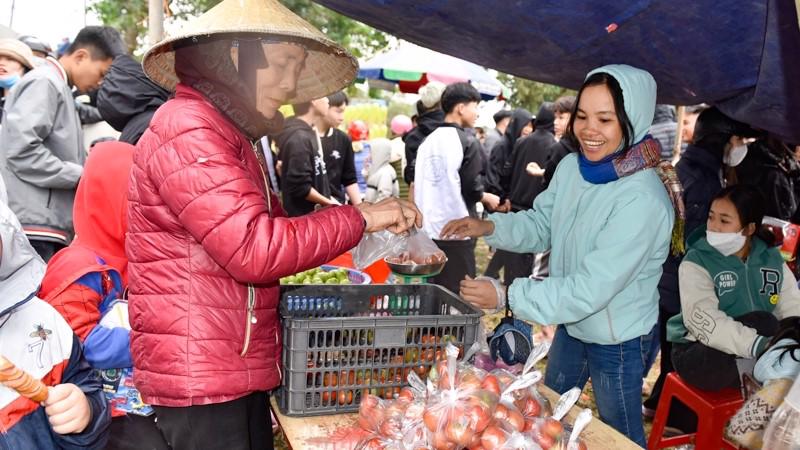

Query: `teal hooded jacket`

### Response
(485, 64, 673, 345)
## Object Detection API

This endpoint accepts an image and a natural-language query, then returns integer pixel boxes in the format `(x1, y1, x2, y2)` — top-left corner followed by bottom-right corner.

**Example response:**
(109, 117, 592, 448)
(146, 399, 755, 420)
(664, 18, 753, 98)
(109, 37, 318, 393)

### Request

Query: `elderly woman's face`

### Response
(573, 84, 624, 161)
(255, 43, 307, 118)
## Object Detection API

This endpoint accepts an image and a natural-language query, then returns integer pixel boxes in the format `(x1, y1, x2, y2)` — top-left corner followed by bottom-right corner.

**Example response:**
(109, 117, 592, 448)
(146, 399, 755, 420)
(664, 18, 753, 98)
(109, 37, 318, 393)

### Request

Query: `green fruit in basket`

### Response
(325, 278, 338, 284)
(339, 279, 350, 285)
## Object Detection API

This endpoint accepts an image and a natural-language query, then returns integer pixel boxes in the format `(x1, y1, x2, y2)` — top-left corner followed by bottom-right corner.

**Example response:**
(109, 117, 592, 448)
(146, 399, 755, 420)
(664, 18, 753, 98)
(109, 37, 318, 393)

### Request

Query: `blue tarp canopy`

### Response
(315, 0, 800, 142)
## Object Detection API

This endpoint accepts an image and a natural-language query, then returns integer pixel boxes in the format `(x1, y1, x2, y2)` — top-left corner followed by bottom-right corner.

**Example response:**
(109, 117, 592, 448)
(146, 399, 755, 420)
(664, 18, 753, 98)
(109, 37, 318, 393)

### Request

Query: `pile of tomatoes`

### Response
(354, 344, 589, 450)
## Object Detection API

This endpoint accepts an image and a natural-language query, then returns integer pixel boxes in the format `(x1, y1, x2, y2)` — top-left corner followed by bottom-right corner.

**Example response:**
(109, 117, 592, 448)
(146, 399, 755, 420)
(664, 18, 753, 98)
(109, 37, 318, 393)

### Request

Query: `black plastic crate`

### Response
(276, 284, 483, 416)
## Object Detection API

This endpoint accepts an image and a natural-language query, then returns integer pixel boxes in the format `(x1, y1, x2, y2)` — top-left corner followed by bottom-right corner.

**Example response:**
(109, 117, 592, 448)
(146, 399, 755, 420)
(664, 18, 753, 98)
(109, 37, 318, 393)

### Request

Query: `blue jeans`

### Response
(544, 325, 654, 448)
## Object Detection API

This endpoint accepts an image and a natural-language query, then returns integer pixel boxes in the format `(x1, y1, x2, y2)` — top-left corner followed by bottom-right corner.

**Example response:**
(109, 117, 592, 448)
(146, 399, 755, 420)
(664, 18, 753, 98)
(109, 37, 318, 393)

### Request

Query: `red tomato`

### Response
(521, 397, 542, 417)
(431, 430, 457, 450)
(460, 372, 482, 392)
(542, 418, 563, 438)
(445, 418, 476, 447)
(536, 432, 555, 449)
(481, 375, 501, 396)
(480, 424, 507, 450)
(493, 403, 509, 421)
(465, 403, 492, 432)
(397, 387, 415, 402)
(506, 407, 525, 432)
(424, 408, 441, 432)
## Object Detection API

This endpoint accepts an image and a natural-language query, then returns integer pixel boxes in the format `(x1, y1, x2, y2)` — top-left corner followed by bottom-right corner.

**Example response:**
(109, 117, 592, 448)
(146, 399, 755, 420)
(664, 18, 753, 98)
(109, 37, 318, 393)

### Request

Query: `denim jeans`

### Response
(544, 325, 654, 448)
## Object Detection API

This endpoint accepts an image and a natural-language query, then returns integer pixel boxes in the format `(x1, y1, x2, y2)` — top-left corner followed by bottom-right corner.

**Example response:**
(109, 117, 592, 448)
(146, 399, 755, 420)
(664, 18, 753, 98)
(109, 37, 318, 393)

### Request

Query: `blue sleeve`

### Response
(51, 335, 111, 450)
(508, 191, 672, 325)
(83, 324, 133, 370)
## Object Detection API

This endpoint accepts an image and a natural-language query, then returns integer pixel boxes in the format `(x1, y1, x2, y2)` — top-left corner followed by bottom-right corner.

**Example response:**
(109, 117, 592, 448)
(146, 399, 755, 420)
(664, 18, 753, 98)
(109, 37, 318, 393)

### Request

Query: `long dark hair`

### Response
(565, 72, 634, 153)
(711, 185, 775, 246)
(765, 317, 800, 364)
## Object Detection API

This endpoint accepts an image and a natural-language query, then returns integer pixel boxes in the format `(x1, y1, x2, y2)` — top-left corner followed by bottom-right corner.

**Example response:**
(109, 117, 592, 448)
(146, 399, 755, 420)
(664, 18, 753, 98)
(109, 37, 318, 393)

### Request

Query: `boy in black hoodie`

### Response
(274, 98, 334, 217)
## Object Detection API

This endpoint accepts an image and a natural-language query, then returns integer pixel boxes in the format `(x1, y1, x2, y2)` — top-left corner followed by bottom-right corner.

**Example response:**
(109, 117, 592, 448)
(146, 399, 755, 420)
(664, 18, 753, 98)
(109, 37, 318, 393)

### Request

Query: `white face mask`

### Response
(706, 229, 746, 256)
(724, 143, 748, 167)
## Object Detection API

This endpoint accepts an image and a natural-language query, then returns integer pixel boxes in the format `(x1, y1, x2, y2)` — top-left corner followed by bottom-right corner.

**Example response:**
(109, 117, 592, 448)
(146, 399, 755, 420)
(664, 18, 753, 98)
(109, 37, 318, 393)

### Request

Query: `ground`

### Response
(273, 238, 665, 448)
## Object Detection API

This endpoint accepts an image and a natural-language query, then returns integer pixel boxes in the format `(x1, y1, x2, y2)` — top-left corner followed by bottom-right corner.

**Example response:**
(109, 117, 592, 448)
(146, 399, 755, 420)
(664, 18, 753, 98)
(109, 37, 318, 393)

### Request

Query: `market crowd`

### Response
(0, 0, 798, 449)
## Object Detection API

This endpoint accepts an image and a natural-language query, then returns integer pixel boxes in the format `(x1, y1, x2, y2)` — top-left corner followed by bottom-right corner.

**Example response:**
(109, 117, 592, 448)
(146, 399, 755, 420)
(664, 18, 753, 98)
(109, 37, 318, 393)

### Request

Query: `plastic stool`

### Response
(648, 372, 743, 450)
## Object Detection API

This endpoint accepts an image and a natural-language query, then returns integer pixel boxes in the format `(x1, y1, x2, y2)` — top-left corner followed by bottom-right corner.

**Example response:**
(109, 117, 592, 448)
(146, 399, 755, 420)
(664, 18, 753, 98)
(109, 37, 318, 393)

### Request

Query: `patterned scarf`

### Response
(579, 136, 686, 255)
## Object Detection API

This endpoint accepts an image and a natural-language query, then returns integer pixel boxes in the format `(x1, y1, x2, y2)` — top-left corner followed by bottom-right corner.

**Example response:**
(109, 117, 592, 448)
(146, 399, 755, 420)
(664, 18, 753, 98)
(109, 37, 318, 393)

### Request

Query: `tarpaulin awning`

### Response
(316, 0, 800, 143)
(358, 41, 510, 100)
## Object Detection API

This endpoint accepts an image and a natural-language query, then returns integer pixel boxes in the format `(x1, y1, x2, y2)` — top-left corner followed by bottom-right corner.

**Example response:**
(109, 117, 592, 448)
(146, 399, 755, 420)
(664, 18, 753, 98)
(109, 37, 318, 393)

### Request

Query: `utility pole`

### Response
(148, 0, 164, 45)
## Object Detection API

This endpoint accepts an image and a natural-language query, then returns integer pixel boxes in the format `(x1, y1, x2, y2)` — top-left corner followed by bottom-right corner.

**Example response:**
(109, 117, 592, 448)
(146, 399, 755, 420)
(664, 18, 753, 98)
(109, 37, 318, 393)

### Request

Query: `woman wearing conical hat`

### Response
(127, 1, 421, 448)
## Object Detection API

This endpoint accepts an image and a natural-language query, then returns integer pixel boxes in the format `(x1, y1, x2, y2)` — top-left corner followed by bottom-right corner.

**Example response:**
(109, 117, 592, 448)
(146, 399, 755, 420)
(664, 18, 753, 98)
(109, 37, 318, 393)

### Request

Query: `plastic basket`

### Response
(276, 284, 483, 416)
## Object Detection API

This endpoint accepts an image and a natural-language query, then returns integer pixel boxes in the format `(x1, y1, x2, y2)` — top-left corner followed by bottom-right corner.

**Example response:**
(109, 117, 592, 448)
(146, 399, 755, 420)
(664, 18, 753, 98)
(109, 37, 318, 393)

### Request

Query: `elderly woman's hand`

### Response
(356, 198, 422, 234)
(459, 276, 501, 310)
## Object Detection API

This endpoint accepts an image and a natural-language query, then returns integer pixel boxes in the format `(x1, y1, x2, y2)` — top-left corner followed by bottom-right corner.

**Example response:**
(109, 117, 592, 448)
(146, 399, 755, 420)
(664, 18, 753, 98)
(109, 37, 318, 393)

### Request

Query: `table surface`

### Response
(271, 385, 641, 449)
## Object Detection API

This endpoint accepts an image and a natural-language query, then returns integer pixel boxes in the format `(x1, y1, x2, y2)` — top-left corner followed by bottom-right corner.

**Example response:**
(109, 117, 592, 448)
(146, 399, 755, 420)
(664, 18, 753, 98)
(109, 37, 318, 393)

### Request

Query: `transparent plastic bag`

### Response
(385, 228, 446, 266)
(352, 230, 408, 269)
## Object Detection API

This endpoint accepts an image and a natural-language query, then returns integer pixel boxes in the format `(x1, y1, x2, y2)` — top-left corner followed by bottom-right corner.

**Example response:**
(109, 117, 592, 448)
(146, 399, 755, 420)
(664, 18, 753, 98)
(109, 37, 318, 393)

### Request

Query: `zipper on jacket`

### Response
(251, 140, 273, 217)
(240, 284, 257, 357)
(742, 259, 757, 311)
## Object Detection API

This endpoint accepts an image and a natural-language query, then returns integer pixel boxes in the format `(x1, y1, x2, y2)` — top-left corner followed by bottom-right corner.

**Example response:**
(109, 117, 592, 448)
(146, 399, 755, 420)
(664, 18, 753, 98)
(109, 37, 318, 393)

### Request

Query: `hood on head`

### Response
(367, 138, 392, 177)
(272, 116, 314, 151)
(534, 102, 555, 134)
(97, 54, 170, 138)
(71, 142, 133, 284)
(586, 64, 657, 145)
(0, 202, 45, 315)
(505, 108, 533, 145)
(653, 104, 676, 124)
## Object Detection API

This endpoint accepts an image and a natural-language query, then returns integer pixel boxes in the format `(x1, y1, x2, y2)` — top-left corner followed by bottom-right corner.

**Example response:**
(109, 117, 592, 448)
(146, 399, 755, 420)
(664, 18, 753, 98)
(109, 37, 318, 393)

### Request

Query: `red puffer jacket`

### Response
(127, 85, 365, 407)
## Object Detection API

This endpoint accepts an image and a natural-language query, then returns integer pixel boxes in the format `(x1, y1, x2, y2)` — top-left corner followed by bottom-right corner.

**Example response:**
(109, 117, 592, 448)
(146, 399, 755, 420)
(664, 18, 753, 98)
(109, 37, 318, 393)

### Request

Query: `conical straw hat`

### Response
(142, 0, 358, 103)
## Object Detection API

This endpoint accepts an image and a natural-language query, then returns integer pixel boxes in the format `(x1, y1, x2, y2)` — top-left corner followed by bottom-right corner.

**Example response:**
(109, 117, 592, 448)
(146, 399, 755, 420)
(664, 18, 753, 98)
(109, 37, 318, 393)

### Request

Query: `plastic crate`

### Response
(276, 284, 483, 416)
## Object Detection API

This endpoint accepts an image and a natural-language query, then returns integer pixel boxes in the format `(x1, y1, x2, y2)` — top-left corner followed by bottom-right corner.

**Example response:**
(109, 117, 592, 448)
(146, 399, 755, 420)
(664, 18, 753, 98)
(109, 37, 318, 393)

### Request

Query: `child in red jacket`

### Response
(0, 201, 110, 449)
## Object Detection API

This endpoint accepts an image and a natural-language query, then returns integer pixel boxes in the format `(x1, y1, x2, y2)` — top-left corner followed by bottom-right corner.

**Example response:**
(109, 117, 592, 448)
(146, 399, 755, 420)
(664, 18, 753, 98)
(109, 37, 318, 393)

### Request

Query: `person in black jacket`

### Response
(96, 54, 170, 145)
(490, 102, 557, 284)
(735, 135, 800, 221)
(403, 81, 446, 196)
(643, 106, 760, 427)
(485, 108, 533, 205)
(539, 95, 577, 190)
(274, 97, 334, 217)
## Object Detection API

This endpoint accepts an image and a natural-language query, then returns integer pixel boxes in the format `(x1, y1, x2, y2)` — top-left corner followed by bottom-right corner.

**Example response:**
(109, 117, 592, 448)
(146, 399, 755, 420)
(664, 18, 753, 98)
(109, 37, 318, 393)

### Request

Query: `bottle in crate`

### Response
(762, 373, 800, 450)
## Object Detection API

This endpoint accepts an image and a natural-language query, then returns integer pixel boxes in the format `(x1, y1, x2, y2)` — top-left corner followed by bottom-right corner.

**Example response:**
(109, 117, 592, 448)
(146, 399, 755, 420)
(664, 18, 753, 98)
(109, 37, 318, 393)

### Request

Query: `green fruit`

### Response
(325, 278, 338, 284)
(339, 279, 350, 285)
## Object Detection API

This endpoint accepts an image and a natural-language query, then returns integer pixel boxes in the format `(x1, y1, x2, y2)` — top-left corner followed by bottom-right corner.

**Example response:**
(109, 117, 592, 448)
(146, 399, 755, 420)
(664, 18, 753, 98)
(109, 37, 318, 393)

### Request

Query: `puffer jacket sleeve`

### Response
(147, 127, 365, 284)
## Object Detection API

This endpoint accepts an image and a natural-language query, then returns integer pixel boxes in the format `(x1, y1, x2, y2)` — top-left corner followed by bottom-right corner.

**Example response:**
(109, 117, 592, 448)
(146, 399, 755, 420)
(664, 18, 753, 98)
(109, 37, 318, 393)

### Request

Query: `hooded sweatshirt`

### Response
(508, 104, 556, 211)
(403, 108, 444, 185)
(487, 65, 672, 345)
(486, 108, 533, 199)
(666, 228, 800, 358)
(274, 117, 331, 216)
(0, 201, 110, 449)
(38, 142, 138, 417)
(365, 138, 399, 203)
(97, 55, 170, 145)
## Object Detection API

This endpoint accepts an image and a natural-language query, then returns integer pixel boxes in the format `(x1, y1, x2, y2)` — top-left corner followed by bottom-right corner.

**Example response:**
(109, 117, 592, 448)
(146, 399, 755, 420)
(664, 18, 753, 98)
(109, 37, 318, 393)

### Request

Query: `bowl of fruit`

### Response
(384, 252, 447, 276)
(279, 265, 371, 285)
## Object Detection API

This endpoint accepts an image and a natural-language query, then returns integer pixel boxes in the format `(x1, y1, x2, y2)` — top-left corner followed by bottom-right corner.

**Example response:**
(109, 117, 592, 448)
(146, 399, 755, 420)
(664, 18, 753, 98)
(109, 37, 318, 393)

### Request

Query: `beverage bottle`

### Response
(763, 373, 800, 449)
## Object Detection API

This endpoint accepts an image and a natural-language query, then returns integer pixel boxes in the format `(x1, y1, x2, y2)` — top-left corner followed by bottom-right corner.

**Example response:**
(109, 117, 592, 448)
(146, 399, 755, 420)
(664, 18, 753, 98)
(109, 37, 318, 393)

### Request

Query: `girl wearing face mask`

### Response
(0, 39, 35, 124)
(667, 184, 800, 394)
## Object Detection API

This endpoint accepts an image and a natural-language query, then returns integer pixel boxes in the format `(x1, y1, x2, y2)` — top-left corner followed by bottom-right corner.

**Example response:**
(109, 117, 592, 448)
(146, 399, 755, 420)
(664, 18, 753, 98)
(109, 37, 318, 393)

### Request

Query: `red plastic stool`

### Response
(648, 372, 743, 450)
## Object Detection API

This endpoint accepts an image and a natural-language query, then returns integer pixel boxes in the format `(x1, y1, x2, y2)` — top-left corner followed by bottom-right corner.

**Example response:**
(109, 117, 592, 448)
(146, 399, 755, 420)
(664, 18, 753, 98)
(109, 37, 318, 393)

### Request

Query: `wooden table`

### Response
(271, 385, 640, 449)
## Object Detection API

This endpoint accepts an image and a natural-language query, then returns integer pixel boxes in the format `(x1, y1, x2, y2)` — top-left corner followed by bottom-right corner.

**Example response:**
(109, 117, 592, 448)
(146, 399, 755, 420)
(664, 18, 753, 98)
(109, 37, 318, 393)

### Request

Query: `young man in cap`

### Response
(0, 26, 121, 261)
